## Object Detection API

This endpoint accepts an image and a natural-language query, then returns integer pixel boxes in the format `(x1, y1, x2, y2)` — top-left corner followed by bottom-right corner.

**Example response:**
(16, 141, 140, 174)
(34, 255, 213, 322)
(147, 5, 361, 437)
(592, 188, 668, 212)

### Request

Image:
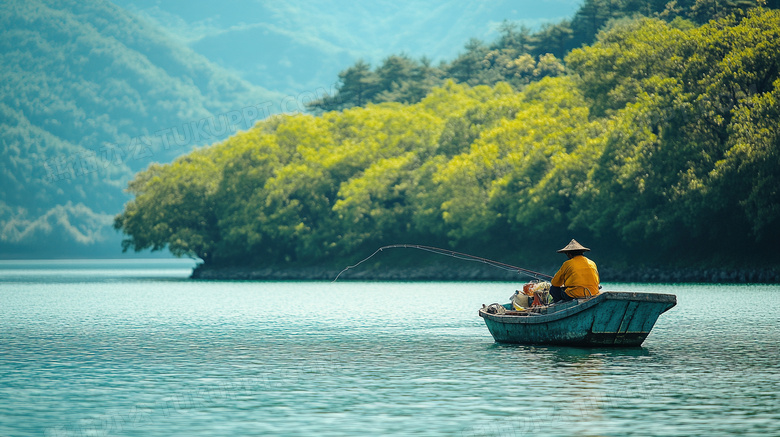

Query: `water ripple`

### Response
(0, 268, 778, 436)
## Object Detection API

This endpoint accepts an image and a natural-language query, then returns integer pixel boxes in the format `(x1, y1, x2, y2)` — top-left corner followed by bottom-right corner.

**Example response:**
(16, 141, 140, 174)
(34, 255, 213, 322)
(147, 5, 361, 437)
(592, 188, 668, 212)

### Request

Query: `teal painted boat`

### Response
(478, 291, 676, 346)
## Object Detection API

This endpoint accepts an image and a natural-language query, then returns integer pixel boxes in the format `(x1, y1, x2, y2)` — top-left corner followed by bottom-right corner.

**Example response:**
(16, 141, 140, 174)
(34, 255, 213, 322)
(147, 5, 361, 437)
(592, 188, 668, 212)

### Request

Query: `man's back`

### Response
(551, 255, 600, 298)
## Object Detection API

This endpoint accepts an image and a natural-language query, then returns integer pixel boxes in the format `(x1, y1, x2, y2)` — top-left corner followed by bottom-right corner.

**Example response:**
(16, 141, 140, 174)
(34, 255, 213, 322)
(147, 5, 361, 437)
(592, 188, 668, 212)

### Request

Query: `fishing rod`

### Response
(333, 244, 553, 282)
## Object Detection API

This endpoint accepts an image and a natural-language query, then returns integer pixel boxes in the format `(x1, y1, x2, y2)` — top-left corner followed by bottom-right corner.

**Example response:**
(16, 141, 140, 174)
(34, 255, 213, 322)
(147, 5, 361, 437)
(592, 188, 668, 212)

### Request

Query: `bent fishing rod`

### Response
(333, 244, 553, 282)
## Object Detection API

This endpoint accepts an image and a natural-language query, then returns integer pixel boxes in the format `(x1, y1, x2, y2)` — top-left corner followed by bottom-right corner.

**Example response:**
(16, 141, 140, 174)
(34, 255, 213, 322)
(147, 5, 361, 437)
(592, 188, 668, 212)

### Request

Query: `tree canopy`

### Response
(306, 0, 778, 112)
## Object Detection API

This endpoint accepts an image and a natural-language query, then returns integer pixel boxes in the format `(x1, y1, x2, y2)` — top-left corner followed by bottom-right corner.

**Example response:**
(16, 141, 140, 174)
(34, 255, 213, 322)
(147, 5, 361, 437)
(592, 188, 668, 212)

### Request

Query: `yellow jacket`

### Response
(551, 255, 600, 299)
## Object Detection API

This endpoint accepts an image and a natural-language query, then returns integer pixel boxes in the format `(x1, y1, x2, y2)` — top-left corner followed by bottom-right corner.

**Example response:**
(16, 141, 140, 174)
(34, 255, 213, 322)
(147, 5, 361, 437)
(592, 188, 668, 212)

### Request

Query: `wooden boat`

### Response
(478, 291, 676, 346)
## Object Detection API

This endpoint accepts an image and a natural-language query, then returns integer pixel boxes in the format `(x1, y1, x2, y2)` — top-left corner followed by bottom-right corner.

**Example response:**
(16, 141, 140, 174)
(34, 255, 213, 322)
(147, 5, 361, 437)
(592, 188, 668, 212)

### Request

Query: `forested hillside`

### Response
(115, 9, 780, 276)
(0, 0, 280, 257)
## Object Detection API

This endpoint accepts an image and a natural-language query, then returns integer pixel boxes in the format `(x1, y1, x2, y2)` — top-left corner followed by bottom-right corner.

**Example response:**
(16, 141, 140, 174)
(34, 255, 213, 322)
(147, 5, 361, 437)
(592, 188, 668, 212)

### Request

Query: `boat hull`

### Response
(479, 292, 676, 347)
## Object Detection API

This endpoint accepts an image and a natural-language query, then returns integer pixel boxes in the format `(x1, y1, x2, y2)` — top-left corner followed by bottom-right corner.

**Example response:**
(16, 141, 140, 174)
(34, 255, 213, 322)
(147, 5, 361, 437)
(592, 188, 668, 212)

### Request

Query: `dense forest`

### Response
(0, 0, 280, 257)
(115, 7, 780, 277)
(309, 0, 780, 111)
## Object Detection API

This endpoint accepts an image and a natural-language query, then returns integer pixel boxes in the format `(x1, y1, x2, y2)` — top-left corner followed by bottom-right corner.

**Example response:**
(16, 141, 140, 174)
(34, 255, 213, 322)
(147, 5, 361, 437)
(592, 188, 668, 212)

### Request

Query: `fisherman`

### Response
(550, 239, 600, 302)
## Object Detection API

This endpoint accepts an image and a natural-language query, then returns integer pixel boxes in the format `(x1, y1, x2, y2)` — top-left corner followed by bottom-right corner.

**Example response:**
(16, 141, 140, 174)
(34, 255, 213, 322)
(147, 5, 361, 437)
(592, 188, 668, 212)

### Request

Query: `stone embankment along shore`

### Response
(191, 264, 780, 283)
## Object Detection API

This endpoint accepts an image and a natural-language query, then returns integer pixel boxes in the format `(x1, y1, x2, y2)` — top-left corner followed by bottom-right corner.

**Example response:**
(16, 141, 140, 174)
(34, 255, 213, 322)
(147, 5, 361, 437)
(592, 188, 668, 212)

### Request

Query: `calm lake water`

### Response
(1, 260, 778, 436)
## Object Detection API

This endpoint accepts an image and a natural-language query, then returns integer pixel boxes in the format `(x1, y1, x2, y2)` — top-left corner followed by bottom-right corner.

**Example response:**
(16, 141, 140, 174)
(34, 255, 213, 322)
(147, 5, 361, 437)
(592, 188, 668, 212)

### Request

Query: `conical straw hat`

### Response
(557, 239, 590, 253)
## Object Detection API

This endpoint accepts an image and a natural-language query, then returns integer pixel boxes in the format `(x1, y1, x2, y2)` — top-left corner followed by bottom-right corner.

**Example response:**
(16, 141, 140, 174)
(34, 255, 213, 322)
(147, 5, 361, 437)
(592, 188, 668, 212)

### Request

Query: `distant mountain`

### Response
(111, 0, 581, 96)
(0, 0, 283, 258)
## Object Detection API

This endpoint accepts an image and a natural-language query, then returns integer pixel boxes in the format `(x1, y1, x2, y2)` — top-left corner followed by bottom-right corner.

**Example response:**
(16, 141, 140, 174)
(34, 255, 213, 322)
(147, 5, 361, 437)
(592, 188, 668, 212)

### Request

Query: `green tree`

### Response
(114, 149, 223, 262)
(494, 21, 537, 55)
(571, 0, 623, 45)
(333, 152, 422, 250)
(533, 54, 566, 79)
(533, 20, 574, 59)
(492, 78, 600, 237)
(566, 17, 689, 116)
(569, 9, 780, 256)
(374, 55, 443, 104)
(308, 59, 380, 111)
(709, 78, 780, 240)
(212, 129, 287, 263)
(447, 38, 490, 85)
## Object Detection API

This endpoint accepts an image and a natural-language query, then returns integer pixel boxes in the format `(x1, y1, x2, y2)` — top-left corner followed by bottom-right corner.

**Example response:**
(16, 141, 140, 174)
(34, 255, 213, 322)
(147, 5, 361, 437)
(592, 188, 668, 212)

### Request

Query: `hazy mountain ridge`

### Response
(0, 0, 282, 257)
(114, 0, 581, 96)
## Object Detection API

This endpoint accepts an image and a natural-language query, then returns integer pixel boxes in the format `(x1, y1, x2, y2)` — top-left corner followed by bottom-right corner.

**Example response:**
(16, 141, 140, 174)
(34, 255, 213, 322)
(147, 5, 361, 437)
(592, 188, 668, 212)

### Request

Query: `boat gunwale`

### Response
(478, 291, 676, 325)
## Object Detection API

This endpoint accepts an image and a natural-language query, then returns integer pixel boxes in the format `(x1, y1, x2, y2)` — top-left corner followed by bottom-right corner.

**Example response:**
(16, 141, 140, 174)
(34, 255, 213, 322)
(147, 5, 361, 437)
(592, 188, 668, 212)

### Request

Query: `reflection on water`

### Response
(0, 262, 778, 436)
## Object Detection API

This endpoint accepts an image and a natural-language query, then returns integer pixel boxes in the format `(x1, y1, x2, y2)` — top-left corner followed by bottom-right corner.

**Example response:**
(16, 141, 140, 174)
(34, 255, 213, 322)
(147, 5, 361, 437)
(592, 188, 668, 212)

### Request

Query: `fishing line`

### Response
(333, 244, 552, 282)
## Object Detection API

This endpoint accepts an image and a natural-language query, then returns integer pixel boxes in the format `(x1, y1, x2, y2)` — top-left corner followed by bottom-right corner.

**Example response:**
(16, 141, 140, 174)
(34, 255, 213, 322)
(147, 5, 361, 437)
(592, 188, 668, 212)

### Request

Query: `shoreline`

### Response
(191, 263, 780, 283)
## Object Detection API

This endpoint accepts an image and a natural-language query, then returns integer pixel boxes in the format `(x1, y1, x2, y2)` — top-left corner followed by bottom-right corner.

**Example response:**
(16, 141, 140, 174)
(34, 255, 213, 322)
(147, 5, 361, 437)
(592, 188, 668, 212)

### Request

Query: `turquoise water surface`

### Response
(1, 260, 778, 436)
